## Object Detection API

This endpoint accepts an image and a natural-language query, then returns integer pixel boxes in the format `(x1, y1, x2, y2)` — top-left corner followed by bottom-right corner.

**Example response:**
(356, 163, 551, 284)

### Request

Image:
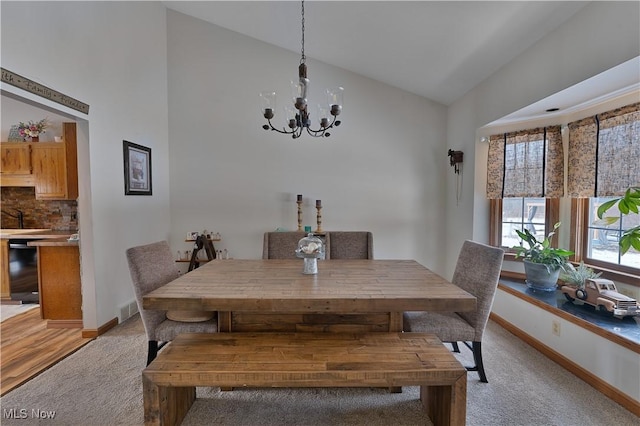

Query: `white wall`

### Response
(1, 1, 171, 328)
(166, 11, 448, 270)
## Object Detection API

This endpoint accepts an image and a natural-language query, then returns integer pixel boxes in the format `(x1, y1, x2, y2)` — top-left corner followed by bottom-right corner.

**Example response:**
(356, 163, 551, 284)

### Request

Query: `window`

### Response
(489, 198, 559, 250)
(581, 197, 640, 272)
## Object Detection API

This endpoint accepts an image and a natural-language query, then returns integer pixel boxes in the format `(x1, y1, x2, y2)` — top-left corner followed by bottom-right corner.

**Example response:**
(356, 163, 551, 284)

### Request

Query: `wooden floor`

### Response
(0, 308, 93, 396)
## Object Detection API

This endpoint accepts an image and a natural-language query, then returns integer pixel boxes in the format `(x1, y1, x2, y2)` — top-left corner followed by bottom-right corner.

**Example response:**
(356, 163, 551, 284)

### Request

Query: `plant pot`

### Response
(523, 259, 561, 292)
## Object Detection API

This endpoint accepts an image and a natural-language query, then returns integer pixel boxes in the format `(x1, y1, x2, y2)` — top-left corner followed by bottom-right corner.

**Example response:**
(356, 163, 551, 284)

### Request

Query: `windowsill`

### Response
(498, 277, 640, 353)
(502, 253, 640, 287)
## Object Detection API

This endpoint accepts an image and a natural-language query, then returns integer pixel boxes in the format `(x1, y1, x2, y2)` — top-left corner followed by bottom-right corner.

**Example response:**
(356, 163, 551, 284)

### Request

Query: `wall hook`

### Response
(448, 149, 463, 174)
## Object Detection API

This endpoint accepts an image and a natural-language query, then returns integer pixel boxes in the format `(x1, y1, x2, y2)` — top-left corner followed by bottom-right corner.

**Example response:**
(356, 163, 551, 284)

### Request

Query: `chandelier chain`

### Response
(300, 0, 306, 64)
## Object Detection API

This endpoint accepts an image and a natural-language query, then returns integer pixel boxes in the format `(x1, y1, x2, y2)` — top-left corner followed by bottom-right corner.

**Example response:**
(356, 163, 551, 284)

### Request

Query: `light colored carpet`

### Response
(0, 304, 38, 322)
(0, 315, 637, 425)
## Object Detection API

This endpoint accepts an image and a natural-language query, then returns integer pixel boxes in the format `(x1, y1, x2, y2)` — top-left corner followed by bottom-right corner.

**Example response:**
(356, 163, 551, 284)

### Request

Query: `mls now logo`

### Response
(3, 408, 56, 419)
(3, 408, 28, 419)
(31, 409, 56, 419)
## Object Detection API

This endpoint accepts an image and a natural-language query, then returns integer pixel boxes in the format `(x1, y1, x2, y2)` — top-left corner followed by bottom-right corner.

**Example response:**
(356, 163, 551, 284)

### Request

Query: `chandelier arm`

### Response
(305, 114, 338, 133)
(305, 127, 327, 137)
(264, 120, 300, 135)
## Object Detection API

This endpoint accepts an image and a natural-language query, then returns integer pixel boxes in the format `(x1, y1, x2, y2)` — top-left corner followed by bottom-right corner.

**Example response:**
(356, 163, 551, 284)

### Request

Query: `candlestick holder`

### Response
(297, 199, 303, 231)
(315, 205, 323, 233)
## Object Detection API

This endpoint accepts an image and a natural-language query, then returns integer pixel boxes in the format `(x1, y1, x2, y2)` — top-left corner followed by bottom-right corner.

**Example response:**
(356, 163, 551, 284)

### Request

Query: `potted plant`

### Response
(559, 261, 602, 302)
(560, 261, 601, 288)
(512, 222, 574, 292)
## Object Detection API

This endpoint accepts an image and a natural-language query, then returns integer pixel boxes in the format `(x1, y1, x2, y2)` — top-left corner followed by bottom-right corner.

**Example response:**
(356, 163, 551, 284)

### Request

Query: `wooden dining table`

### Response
(143, 259, 476, 333)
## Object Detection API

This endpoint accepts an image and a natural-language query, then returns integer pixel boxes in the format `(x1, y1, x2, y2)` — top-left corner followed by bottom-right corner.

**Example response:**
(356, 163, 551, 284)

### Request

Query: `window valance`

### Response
(486, 126, 564, 199)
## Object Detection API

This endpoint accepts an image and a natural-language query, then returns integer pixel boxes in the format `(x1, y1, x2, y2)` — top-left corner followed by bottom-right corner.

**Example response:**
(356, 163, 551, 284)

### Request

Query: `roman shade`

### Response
(567, 102, 640, 197)
(486, 126, 563, 199)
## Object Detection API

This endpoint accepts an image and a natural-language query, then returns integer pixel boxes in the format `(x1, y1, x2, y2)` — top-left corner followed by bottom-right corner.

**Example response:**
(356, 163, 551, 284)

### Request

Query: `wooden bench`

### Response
(142, 332, 467, 426)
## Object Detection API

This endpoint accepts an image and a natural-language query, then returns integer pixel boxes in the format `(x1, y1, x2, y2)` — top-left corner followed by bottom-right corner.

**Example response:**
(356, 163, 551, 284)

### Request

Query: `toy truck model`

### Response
(561, 278, 640, 319)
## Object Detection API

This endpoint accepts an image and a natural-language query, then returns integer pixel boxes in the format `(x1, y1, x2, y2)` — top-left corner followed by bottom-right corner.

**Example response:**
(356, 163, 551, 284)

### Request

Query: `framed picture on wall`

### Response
(123, 140, 152, 195)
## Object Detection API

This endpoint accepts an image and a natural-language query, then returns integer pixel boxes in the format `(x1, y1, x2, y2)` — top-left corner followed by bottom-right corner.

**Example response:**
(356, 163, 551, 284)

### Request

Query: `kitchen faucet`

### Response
(1, 209, 24, 228)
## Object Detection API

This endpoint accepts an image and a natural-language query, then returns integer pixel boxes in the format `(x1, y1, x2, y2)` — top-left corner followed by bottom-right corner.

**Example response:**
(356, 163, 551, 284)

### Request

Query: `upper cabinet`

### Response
(0, 143, 36, 187)
(1, 143, 32, 175)
(0, 122, 78, 200)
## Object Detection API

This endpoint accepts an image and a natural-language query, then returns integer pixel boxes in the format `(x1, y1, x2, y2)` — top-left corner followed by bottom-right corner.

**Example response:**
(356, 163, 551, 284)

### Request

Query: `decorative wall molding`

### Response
(1, 68, 89, 115)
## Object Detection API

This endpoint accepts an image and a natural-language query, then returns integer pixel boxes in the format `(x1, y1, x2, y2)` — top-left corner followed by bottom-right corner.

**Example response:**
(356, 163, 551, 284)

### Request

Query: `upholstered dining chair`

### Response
(126, 241, 217, 365)
(403, 240, 504, 382)
(328, 231, 373, 259)
(262, 231, 309, 259)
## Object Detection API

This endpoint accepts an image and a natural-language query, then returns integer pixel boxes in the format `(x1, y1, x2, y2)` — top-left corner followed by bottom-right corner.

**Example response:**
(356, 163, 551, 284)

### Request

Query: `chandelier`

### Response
(260, 0, 343, 139)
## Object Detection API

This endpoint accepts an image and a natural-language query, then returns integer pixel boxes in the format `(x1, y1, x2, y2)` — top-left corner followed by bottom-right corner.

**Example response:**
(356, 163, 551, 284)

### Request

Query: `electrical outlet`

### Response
(552, 320, 561, 336)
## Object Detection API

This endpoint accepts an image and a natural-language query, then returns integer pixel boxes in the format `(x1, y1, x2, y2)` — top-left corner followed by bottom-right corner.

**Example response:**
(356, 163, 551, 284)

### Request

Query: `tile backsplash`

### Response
(1, 187, 78, 230)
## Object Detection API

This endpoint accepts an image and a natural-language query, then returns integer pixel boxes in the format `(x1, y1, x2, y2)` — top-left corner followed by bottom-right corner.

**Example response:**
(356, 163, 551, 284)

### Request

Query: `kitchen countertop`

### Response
(29, 237, 79, 247)
(0, 229, 75, 240)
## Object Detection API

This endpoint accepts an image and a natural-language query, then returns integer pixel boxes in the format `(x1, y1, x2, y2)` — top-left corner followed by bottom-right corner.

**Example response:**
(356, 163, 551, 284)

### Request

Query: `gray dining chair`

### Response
(126, 241, 217, 365)
(262, 231, 309, 259)
(403, 240, 504, 382)
(328, 231, 373, 259)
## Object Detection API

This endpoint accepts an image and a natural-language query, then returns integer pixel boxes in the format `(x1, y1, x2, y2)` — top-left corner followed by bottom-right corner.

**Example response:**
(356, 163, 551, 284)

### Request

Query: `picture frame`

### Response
(186, 231, 199, 241)
(123, 140, 152, 195)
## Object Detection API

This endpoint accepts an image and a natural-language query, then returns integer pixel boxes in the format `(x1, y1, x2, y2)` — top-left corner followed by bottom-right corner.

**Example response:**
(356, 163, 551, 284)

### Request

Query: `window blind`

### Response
(567, 102, 639, 197)
(486, 126, 563, 199)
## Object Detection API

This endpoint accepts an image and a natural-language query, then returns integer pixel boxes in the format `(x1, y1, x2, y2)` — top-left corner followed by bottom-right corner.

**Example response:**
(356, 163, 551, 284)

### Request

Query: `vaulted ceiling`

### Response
(163, 1, 638, 121)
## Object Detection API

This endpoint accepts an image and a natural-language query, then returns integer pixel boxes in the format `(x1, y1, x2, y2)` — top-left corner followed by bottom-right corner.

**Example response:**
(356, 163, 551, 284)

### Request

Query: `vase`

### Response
(31, 136, 39, 142)
(523, 259, 561, 292)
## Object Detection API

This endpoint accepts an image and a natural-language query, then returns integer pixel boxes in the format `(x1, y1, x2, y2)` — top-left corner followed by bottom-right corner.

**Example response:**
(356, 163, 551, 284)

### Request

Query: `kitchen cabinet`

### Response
(1, 143, 31, 174)
(0, 122, 78, 200)
(0, 230, 72, 302)
(30, 238, 82, 329)
(0, 143, 35, 186)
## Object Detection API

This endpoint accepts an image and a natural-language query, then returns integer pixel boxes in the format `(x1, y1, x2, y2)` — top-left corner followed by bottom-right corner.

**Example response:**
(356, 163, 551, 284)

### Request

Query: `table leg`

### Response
(389, 311, 403, 332)
(388, 311, 404, 393)
(218, 311, 231, 332)
(143, 374, 196, 426)
(420, 373, 467, 426)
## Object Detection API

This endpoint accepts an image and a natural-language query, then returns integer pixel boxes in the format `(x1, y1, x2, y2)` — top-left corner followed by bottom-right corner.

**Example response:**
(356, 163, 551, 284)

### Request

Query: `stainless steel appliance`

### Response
(8, 238, 39, 303)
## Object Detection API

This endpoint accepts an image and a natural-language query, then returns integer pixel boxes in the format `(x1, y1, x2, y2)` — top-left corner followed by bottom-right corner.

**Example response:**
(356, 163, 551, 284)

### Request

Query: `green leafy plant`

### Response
(596, 187, 640, 255)
(560, 261, 601, 288)
(512, 222, 574, 273)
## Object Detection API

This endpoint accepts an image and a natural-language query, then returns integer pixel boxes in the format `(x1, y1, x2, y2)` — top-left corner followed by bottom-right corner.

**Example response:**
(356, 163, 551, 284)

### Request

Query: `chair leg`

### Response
(471, 341, 488, 383)
(147, 340, 159, 366)
(451, 342, 460, 352)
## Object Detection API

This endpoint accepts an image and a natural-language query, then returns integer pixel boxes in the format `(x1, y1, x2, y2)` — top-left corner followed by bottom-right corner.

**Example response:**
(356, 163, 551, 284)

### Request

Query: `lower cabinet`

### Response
(36, 243, 82, 328)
